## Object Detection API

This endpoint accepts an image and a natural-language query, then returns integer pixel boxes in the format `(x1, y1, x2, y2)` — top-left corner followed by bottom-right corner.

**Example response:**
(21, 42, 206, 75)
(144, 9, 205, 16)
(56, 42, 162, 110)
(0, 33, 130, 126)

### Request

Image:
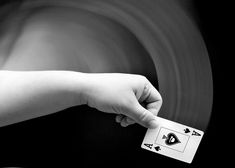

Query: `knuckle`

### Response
(138, 110, 148, 122)
(134, 74, 147, 82)
(158, 95, 163, 106)
(139, 75, 148, 82)
(160, 97, 163, 105)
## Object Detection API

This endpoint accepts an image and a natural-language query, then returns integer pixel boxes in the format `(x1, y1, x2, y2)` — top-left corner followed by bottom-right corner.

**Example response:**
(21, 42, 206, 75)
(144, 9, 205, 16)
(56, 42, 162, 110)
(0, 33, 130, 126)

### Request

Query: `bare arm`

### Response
(0, 70, 86, 127)
(0, 9, 162, 128)
(0, 70, 162, 128)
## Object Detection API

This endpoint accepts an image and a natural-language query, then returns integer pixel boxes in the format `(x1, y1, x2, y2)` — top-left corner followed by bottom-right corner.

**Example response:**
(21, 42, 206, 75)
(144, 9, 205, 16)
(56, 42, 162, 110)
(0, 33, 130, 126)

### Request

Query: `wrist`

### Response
(65, 71, 90, 106)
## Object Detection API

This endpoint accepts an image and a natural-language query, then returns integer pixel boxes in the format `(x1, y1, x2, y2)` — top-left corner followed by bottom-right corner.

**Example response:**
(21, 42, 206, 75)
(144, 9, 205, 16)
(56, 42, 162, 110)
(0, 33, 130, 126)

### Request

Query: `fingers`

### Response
(147, 82, 162, 103)
(116, 97, 159, 129)
(115, 101, 161, 128)
(115, 77, 162, 129)
(139, 82, 162, 116)
(115, 114, 135, 127)
(146, 100, 162, 116)
(115, 103, 159, 129)
(115, 83, 162, 128)
(131, 102, 159, 129)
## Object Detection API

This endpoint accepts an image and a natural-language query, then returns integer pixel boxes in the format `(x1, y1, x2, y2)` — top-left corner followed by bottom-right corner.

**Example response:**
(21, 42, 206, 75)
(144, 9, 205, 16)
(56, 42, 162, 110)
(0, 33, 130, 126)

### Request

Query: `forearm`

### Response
(0, 70, 86, 127)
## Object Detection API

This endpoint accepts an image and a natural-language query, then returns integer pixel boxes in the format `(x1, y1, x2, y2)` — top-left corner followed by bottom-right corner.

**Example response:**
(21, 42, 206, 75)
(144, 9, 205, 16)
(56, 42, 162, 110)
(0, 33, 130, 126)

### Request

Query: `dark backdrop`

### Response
(0, 0, 229, 167)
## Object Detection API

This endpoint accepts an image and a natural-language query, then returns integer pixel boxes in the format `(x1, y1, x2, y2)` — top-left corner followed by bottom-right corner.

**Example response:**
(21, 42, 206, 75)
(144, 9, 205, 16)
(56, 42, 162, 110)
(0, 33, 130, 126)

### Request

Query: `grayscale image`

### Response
(0, 0, 226, 167)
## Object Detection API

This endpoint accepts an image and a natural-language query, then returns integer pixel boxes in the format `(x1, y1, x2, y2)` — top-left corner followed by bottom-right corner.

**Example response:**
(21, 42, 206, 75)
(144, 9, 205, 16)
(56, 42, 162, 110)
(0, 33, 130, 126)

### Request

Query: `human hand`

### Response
(83, 73, 162, 129)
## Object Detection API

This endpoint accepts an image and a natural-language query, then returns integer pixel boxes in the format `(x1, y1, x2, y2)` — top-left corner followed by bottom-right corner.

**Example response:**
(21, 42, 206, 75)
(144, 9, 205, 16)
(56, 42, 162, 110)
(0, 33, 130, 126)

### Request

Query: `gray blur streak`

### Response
(0, 0, 213, 130)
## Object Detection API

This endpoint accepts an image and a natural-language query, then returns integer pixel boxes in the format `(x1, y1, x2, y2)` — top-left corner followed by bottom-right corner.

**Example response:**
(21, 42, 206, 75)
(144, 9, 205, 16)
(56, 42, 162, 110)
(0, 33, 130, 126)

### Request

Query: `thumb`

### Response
(128, 101, 159, 129)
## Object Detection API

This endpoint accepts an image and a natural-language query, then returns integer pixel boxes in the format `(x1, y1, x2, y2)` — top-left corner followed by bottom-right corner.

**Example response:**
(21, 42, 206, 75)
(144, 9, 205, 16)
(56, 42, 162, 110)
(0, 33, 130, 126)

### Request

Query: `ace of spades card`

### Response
(141, 117, 203, 163)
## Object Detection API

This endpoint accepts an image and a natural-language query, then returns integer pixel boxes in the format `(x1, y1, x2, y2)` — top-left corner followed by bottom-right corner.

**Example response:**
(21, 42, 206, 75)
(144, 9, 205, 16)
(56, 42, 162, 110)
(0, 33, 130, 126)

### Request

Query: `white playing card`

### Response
(141, 116, 204, 163)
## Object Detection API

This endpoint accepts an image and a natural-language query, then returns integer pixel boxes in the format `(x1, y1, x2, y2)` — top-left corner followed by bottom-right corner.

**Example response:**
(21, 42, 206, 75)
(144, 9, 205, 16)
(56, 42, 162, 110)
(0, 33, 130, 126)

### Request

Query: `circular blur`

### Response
(0, 0, 213, 130)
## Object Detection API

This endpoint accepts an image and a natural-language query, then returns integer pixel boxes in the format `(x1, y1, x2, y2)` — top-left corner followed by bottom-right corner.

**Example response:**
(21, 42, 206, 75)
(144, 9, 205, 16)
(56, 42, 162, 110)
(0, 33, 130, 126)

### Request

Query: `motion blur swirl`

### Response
(0, 0, 213, 130)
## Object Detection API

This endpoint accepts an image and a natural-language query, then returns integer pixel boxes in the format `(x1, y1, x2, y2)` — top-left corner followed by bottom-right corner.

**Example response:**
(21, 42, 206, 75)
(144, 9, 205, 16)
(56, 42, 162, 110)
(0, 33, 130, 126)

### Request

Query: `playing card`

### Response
(141, 116, 204, 163)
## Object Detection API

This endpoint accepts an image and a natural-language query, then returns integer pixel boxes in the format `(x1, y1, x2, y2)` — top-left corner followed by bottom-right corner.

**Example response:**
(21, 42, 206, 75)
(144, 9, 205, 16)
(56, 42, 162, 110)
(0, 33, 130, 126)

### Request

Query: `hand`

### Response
(83, 73, 162, 128)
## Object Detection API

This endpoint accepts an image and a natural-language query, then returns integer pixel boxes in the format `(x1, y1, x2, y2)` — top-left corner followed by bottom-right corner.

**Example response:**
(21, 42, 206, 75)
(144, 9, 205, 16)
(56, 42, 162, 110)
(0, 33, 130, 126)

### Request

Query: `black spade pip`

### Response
(162, 133, 181, 146)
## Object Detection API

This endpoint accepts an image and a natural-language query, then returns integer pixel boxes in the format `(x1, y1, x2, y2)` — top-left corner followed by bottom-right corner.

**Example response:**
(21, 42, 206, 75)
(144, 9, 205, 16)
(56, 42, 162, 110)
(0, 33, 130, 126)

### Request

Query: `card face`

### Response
(141, 117, 203, 163)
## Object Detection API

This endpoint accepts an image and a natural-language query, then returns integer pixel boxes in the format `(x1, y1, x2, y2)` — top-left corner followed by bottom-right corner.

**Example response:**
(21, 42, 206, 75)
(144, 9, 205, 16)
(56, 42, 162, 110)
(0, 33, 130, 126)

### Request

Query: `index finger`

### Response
(145, 82, 162, 103)
(144, 82, 163, 115)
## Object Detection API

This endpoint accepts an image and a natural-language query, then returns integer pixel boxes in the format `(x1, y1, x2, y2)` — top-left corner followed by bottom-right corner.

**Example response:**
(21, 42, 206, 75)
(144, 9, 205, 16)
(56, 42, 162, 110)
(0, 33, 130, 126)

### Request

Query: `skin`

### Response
(0, 71, 162, 128)
(0, 7, 162, 128)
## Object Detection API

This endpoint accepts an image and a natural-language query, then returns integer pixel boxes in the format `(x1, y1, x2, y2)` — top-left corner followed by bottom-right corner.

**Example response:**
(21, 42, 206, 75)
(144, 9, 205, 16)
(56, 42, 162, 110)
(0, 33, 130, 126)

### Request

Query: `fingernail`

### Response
(149, 120, 158, 129)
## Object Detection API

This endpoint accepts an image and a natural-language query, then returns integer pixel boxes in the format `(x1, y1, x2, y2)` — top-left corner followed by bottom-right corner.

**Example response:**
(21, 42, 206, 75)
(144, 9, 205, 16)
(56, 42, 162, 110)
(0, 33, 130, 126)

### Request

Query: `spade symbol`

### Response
(154, 146, 161, 151)
(184, 128, 190, 133)
(162, 133, 181, 146)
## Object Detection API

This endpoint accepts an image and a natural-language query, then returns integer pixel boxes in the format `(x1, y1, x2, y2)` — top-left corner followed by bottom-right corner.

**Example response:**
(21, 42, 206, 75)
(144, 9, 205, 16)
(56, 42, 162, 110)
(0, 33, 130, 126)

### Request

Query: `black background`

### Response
(0, 0, 230, 167)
